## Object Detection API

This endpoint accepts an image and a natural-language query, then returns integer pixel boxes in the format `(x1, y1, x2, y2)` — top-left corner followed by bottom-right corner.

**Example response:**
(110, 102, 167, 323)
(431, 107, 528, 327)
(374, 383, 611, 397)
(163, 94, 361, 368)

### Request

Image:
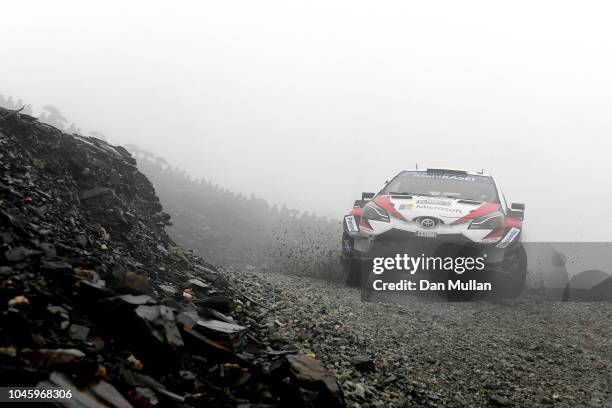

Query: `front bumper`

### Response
(348, 228, 508, 264)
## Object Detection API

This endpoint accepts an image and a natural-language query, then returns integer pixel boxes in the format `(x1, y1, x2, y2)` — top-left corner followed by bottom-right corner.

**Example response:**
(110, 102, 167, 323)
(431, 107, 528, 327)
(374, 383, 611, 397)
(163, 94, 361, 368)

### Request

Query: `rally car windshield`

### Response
(381, 171, 499, 202)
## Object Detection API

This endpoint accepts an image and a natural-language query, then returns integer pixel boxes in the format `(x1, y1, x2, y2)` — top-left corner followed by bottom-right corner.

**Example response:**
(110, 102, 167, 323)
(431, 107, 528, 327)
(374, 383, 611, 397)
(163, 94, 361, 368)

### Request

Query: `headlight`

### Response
(362, 201, 390, 223)
(468, 212, 504, 229)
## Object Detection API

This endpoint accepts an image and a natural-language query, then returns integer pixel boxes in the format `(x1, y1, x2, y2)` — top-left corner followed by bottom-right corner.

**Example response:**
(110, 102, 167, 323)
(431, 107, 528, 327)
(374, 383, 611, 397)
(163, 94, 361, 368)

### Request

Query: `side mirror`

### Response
(509, 203, 525, 220)
(362, 192, 375, 200)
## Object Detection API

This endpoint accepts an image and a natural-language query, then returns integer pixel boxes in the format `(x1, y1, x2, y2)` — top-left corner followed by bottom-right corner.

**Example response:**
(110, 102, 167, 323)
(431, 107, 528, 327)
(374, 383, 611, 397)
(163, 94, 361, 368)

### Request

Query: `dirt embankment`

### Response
(0, 108, 345, 407)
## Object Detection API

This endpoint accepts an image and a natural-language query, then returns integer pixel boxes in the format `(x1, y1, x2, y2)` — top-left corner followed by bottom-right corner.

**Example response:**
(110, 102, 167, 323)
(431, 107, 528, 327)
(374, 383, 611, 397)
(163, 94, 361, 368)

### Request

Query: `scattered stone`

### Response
(7, 295, 30, 310)
(0, 266, 13, 275)
(4, 246, 34, 262)
(353, 382, 366, 399)
(224, 267, 612, 408)
(280, 354, 345, 407)
(383, 375, 397, 385)
(127, 354, 144, 370)
(79, 187, 115, 200)
(75, 234, 88, 247)
(122, 271, 154, 295)
(0, 346, 17, 357)
(128, 387, 158, 406)
(41, 261, 72, 274)
(158, 284, 178, 295)
(135, 305, 184, 348)
(351, 355, 375, 372)
(21, 348, 85, 369)
(69, 324, 90, 341)
(176, 311, 199, 329)
(490, 394, 512, 406)
(73, 267, 95, 278)
(188, 278, 208, 288)
(89, 380, 133, 408)
(197, 295, 233, 313)
(197, 318, 246, 335)
(196, 318, 246, 349)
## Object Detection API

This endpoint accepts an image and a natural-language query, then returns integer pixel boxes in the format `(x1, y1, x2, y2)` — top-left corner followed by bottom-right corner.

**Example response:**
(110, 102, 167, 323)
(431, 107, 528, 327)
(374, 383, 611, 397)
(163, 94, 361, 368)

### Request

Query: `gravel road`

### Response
(227, 268, 611, 407)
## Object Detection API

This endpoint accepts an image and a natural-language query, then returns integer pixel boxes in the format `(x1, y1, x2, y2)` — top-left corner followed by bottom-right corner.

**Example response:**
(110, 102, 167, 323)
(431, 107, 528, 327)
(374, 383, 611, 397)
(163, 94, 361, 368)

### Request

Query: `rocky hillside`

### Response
(0, 107, 344, 407)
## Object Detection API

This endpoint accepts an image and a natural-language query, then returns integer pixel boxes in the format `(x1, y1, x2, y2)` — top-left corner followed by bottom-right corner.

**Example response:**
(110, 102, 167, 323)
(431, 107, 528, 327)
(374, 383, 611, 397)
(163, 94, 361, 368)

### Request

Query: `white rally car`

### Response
(341, 168, 527, 296)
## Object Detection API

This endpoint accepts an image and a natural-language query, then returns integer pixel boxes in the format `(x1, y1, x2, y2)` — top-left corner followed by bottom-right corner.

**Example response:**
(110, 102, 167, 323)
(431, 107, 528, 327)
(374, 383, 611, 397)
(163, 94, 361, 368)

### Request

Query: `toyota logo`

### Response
(420, 218, 436, 229)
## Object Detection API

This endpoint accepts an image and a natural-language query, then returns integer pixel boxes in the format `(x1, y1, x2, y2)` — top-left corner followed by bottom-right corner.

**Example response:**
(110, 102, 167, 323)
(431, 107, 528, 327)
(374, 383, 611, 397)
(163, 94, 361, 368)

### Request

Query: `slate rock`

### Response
(196, 295, 233, 313)
(280, 354, 345, 407)
(5, 246, 35, 262)
(490, 394, 512, 406)
(351, 355, 375, 372)
(69, 324, 90, 342)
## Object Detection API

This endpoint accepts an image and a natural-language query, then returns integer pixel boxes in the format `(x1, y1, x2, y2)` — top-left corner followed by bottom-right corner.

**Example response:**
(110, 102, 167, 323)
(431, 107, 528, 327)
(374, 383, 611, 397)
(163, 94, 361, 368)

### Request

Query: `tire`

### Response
(344, 258, 361, 287)
(429, 243, 483, 302)
(341, 232, 361, 287)
(497, 244, 527, 298)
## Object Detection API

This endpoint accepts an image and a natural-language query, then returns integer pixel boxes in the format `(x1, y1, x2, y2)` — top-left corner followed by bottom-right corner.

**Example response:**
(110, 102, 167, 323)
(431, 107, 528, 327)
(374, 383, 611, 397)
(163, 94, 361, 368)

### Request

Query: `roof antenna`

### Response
(415, 163, 418, 170)
(478, 168, 484, 174)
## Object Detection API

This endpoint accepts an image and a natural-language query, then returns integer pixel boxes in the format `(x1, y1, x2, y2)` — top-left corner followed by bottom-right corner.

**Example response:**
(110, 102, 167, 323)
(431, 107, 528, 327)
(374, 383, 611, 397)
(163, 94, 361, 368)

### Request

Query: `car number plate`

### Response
(416, 231, 437, 238)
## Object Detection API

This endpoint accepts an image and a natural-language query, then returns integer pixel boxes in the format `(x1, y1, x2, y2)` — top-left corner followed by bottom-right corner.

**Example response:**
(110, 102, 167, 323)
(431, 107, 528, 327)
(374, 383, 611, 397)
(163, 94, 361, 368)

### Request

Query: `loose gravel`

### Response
(227, 268, 612, 407)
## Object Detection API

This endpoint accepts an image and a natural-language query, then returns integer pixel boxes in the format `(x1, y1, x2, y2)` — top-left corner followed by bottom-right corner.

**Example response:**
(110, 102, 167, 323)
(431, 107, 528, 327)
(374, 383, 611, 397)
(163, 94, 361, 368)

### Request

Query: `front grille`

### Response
(413, 216, 444, 226)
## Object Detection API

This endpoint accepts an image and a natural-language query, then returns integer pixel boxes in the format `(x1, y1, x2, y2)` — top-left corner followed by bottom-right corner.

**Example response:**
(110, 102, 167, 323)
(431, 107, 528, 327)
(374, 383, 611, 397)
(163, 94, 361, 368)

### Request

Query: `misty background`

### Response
(2, 1, 612, 241)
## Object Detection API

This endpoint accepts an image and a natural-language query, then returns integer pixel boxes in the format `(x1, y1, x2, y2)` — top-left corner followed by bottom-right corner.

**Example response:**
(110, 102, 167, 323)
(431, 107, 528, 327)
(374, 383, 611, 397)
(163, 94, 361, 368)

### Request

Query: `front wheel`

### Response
(496, 244, 528, 298)
(343, 257, 361, 287)
(341, 233, 361, 287)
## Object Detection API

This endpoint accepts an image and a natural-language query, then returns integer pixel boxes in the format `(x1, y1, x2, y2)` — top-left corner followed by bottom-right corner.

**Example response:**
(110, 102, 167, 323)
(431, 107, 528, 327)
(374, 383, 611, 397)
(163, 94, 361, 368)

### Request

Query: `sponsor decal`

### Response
(344, 215, 359, 232)
(398, 203, 414, 210)
(496, 227, 520, 248)
(416, 204, 462, 214)
(404, 171, 494, 184)
(416, 199, 451, 206)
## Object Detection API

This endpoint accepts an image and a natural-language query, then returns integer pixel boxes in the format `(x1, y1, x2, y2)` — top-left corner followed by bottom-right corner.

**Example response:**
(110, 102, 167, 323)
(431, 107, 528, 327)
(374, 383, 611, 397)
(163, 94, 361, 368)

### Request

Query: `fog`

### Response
(2, 1, 612, 241)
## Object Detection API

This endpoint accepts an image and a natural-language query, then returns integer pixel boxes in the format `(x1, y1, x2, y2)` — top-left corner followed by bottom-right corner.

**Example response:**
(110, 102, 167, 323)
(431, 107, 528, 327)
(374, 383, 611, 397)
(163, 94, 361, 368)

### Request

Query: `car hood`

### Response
(373, 194, 500, 224)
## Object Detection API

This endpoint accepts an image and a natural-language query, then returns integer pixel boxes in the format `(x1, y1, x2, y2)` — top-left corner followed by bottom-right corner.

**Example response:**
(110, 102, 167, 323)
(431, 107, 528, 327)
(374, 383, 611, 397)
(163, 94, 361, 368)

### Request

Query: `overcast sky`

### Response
(2, 1, 611, 241)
